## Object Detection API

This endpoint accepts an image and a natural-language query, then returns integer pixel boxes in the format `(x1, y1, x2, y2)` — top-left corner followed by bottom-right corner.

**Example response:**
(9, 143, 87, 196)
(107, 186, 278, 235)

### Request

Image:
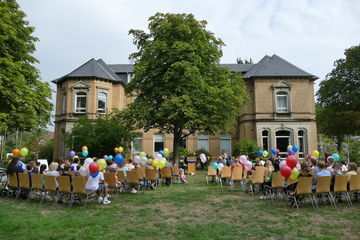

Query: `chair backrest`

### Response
(231, 167, 243, 181)
(104, 172, 117, 188)
(350, 174, 360, 192)
(43, 175, 57, 192)
(72, 177, 86, 195)
(57, 176, 72, 193)
(341, 171, 348, 175)
(287, 177, 298, 186)
(8, 173, 18, 188)
(117, 171, 125, 184)
(57, 171, 63, 176)
(221, 166, 231, 178)
(252, 170, 264, 184)
(173, 165, 180, 177)
(243, 169, 249, 180)
(315, 176, 331, 194)
(207, 166, 217, 176)
(265, 170, 271, 179)
(69, 171, 75, 176)
(296, 177, 313, 195)
(334, 175, 348, 193)
(255, 166, 266, 171)
(127, 170, 139, 185)
(18, 173, 30, 188)
(271, 172, 285, 188)
(145, 168, 157, 181)
(136, 167, 145, 181)
(161, 167, 172, 179)
(31, 174, 44, 191)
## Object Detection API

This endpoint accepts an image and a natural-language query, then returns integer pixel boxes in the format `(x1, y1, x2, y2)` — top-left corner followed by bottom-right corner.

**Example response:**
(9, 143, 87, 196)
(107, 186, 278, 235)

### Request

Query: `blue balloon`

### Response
(212, 162, 218, 170)
(159, 150, 164, 157)
(292, 145, 299, 153)
(115, 154, 124, 165)
(90, 171, 99, 178)
(257, 150, 263, 156)
(17, 162, 23, 167)
(271, 149, 277, 155)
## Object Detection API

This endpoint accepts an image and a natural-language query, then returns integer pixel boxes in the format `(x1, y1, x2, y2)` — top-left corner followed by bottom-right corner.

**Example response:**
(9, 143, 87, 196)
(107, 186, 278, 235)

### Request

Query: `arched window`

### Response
(262, 131, 269, 152)
(276, 131, 291, 155)
(75, 92, 87, 113)
(298, 130, 306, 158)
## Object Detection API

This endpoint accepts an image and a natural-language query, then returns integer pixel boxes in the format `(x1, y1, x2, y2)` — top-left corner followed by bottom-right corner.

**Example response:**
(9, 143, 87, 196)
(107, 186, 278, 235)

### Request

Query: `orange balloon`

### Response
(82, 146, 88, 151)
(12, 149, 20, 157)
(114, 147, 119, 153)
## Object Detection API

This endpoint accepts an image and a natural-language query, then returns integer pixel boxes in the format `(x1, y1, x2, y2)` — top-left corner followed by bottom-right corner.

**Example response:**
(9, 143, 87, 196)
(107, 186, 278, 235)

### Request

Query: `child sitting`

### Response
(179, 168, 187, 184)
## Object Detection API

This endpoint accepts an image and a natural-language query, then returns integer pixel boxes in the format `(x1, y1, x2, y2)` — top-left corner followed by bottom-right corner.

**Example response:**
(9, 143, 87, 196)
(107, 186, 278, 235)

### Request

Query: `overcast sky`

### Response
(16, 0, 360, 131)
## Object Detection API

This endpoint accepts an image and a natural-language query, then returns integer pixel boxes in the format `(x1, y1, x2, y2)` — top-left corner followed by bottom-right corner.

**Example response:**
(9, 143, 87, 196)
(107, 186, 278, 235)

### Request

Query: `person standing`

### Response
(221, 150, 228, 164)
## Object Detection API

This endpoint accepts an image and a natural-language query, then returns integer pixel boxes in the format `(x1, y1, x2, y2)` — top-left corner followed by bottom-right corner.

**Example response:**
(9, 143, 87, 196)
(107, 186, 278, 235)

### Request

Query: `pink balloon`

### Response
(244, 160, 252, 171)
(286, 155, 298, 169)
(280, 164, 292, 178)
(279, 160, 286, 168)
(240, 155, 247, 164)
(134, 155, 141, 164)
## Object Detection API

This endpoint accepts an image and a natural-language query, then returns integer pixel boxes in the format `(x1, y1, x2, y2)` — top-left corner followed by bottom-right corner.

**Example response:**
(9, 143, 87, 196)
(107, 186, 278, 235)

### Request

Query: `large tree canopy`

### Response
(125, 13, 250, 161)
(316, 44, 360, 149)
(0, 0, 53, 132)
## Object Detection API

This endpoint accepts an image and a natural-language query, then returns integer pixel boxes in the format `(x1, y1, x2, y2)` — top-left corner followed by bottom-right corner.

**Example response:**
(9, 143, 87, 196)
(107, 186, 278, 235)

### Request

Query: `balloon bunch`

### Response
(285, 145, 299, 155)
(153, 152, 166, 169)
(280, 155, 299, 179)
(200, 153, 206, 163)
(12, 148, 29, 157)
(271, 149, 280, 155)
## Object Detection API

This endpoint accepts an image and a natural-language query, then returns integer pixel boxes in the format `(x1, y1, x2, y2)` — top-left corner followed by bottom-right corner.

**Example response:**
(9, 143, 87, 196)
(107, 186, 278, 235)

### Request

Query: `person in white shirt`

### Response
(325, 156, 335, 173)
(85, 171, 111, 204)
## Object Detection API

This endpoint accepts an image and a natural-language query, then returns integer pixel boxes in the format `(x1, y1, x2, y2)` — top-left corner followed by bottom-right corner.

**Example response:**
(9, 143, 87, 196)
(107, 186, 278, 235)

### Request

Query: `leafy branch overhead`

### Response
(123, 13, 250, 161)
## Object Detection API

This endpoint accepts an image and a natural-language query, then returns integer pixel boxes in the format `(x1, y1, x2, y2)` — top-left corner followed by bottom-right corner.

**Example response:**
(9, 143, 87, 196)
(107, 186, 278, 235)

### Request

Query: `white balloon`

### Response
(296, 163, 301, 170)
(140, 156, 148, 167)
(78, 166, 88, 176)
(240, 155, 247, 164)
(83, 158, 93, 168)
(218, 163, 224, 171)
(279, 160, 286, 168)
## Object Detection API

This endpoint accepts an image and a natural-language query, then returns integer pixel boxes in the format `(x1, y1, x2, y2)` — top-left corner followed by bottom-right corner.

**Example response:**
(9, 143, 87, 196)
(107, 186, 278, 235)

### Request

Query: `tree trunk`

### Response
(172, 127, 182, 164)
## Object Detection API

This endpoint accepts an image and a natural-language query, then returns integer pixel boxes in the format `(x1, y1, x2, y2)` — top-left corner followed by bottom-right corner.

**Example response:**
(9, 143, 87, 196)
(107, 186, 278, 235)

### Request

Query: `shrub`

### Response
(233, 138, 261, 160)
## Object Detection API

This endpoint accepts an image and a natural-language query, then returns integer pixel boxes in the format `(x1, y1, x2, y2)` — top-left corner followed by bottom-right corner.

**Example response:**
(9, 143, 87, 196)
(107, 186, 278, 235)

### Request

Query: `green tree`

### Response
(316, 44, 360, 150)
(233, 138, 261, 160)
(64, 110, 135, 157)
(0, 0, 53, 132)
(125, 13, 250, 162)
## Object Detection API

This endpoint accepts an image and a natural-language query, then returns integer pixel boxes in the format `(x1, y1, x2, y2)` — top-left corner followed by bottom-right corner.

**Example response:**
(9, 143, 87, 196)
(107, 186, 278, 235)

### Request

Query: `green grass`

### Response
(1, 172, 359, 239)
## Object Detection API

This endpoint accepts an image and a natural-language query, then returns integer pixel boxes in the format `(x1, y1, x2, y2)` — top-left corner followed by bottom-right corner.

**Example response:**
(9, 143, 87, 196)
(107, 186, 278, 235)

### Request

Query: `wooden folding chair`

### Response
(57, 176, 72, 208)
(161, 167, 172, 187)
(145, 168, 159, 190)
(205, 166, 217, 185)
(28, 174, 44, 203)
(292, 177, 316, 212)
(136, 167, 146, 190)
(315, 176, 336, 209)
(349, 174, 360, 199)
(173, 165, 180, 184)
(220, 166, 231, 188)
(104, 172, 121, 200)
(334, 175, 353, 208)
(230, 167, 243, 190)
(41, 175, 58, 206)
(263, 172, 285, 202)
(7, 173, 19, 200)
(70, 176, 95, 209)
(250, 170, 264, 196)
(117, 170, 126, 193)
(17, 173, 31, 202)
(127, 170, 141, 194)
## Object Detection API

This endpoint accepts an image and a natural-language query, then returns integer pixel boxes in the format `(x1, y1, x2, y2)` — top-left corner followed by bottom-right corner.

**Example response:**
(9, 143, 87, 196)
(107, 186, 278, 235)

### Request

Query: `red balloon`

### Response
(307, 154, 314, 160)
(280, 164, 292, 179)
(286, 155, 298, 169)
(276, 149, 280, 154)
(89, 162, 99, 174)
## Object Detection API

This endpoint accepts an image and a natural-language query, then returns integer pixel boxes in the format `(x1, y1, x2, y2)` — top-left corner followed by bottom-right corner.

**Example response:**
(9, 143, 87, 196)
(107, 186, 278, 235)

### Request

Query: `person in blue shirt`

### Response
(312, 160, 330, 204)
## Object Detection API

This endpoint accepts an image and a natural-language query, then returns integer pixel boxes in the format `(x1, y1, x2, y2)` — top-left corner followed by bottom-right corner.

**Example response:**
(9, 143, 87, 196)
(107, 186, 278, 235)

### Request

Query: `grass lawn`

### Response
(0, 171, 359, 240)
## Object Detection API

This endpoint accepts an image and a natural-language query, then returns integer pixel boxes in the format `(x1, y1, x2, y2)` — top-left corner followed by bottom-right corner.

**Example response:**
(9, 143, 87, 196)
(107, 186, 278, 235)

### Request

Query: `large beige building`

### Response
(52, 54, 318, 160)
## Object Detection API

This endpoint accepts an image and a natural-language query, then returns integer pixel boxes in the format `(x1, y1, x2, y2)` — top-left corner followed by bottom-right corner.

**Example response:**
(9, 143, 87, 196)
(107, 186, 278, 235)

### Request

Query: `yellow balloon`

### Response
(290, 168, 299, 180)
(97, 159, 106, 170)
(159, 161, 166, 169)
(287, 145, 292, 149)
(119, 147, 123, 153)
(164, 148, 169, 155)
(312, 150, 319, 158)
(152, 160, 158, 167)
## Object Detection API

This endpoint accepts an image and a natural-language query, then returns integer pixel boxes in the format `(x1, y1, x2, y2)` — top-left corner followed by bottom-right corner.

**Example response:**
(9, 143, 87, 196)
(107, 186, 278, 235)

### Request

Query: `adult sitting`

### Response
(310, 156, 319, 175)
(259, 161, 280, 199)
(330, 163, 343, 203)
(125, 158, 135, 171)
(325, 156, 335, 173)
(45, 162, 60, 199)
(312, 161, 331, 204)
(346, 162, 359, 202)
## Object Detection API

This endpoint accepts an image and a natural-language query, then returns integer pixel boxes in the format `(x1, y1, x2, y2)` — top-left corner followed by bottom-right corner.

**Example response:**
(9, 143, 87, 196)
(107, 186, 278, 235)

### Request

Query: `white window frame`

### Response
(154, 134, 164, 153)
(75, 92, 87, 113)
(276, 92, 288, 113)
(198, 134, 209, 152)
(220, 134, 231, 158)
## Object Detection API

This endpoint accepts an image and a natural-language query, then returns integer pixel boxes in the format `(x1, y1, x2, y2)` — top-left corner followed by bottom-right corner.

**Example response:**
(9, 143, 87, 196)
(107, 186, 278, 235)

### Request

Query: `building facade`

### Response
(52, 54, 318, 160)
